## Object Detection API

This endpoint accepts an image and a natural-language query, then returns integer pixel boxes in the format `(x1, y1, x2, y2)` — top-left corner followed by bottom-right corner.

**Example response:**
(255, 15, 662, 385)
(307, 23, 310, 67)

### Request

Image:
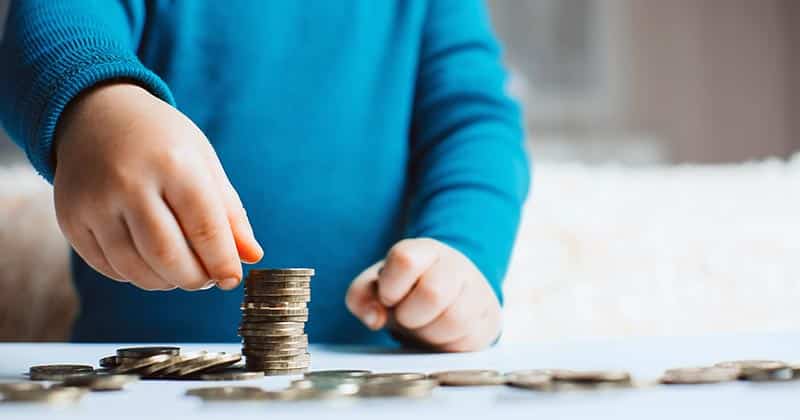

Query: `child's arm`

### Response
(347, 0, 530, 351)
(0, 1, 262, 290)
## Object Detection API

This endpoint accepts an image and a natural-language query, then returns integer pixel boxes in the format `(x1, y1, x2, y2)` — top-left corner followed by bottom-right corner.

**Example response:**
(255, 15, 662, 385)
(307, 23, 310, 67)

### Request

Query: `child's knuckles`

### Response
(188, 218, 224, 245)
(386, 240, 421, 272)
(415, 281, 449, 310)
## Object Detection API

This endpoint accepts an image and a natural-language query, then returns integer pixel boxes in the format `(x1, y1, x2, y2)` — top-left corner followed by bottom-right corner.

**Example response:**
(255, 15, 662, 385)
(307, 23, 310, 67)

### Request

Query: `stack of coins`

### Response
(240, 268, 313, 375)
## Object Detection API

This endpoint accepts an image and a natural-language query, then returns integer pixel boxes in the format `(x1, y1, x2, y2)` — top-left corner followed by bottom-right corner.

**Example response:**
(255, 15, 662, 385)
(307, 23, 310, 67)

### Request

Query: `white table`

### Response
(1, 333, 798, 419)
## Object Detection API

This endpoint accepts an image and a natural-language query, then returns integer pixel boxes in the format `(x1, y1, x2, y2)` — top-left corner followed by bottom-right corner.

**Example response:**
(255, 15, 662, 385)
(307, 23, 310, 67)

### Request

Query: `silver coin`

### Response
(60, 374, 138, 391)
(117, 346, 180, 359)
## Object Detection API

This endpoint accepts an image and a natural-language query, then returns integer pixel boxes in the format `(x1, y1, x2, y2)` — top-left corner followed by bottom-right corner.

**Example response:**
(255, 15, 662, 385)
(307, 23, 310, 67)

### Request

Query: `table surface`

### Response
(1, 333, 798, 419)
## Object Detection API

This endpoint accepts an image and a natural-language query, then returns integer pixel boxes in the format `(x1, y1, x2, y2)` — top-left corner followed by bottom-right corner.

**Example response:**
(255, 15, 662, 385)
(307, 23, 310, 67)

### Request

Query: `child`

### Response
(0, 0, 529, 351)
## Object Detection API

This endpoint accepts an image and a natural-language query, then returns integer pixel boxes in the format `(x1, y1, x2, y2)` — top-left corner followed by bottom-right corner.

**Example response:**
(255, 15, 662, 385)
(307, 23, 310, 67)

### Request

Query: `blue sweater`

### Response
(0, 0, 529, 344)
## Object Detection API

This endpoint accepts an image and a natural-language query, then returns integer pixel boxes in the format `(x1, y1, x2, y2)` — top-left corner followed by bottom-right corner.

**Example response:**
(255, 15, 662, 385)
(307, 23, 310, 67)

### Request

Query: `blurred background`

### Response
(1, 1, 798, 342)
(2, 0, 799, 164)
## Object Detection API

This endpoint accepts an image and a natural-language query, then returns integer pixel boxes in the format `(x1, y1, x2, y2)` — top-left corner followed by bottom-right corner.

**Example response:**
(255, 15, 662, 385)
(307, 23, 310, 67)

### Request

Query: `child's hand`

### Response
(53, 83, 263, 291)
(346, 238, 502, 352)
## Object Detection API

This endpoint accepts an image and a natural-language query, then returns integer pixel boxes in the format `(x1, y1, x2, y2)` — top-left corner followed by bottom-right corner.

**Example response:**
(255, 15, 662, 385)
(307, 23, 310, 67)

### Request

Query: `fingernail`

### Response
(364, 308, 378, 330)
(217, 277, 240, 290)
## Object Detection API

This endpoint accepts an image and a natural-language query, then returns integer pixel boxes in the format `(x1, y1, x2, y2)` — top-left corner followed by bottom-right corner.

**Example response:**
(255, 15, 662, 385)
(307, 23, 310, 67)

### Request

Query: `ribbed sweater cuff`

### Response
(24, 49, 174, 183)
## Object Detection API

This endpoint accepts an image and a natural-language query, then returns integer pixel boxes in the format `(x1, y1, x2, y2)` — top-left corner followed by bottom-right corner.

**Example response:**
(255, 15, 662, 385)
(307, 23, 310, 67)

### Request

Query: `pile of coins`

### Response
(99, 346, 242, 379)
(240, 268, 313, 375)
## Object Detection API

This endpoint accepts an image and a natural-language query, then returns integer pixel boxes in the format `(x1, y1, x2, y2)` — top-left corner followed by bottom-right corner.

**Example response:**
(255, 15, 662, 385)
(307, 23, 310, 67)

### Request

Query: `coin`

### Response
(359, 378, 438, 398)
(140, 352, 208, 377)
(715, 360, 793, 381)
(552, 369, 631, 384)
(241, 352, 311, 363)
(248, 268, 315, 277)
(288, 380, 360, 398)
(365, 372, 427, 383)
(505, 370, 554, 391)
(242, 295, 310, 303)
(305, 370, 372, 379)
(239, 328, 305, 337)
(117, 346, 180, 359)
(429, 370, 505, 386)
(186, 386, 268, 401)
(0, 382, 45, 393)
(60, 374, 138, 391)
(99, 356, 120, 368)
(113, 354, 173, 374)
(246, 280, 310, 290)
(241, 301, 308, 310)
(177, 353, 242, 377)
(243, 334, 308, 345)
(2, 387, 87, 403)
(258, 368, 309, 376)
(199, 369, 265, 381)
(244, 359, 310, 370)
(242, 315, 308, 323)
(241, 345, 308, 355)
(660, 367, 741, 384)
(29, 364, 95, 381)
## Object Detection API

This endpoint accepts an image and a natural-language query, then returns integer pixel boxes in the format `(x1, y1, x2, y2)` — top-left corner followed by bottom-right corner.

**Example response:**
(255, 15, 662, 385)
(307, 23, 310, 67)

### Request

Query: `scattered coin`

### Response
(186, 386, 269, 401)
(60, 374, 138, 391)
(305, 370, 372, 379)
(29, 364, 94, 381)
(199, 369, 265, 381)
(99, 356, 120, 369)
(552, 369, 632, 384)
(365, 372, 427, 383)
(359, 378, 438, 398)
(117, 346, 180, 359)
(715, 360, 794, 381)
(0, 382, 45, 393)
(660, 367, 741, 384)
(2, 387, 87, 403)
(505, 370, 554, 391)
(112, 354, 173, 374)
(429, 369, 505, 386)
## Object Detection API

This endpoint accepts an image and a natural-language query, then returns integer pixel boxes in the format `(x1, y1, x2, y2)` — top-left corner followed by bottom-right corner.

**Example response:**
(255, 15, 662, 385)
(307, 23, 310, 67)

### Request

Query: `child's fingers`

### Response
(216, 172, 263, 264)
(346, 261, 388, 330)
(438, 305, 501, 353)
(68, 227, 125, 282)
(410, 280, 475, 346)
(124, 194, 211, 290)
(377, 238, 440, 306)
(164, 177, 242, 290)
(393, 260, 463, 329)
(91, 215, 174, 291)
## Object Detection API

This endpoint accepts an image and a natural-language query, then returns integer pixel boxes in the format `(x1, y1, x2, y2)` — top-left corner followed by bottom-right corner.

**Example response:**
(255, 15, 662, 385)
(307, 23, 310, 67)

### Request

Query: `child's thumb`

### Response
(346, 261, 388, 330)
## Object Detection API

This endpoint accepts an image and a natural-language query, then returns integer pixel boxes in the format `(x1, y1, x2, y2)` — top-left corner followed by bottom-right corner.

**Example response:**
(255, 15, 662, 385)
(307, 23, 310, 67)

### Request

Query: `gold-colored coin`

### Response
(305, 370, 372, 379)
(245, 280, 310, 290)
(177, 353, 242, 377)
(241, 334, 308, 345)
(429, 370, 505, 386)
(2, 387, 87, 403)
(505, 370, 554, 391)
(199, 369, 265, 381)
(112, 354, 172, 374)
(60, 374, 139, 391)
(365, 372, 427, 383)
(248, 268, 315, 277)
(552, 369, 631, 384)
(242, 295, 310, 303)
(660, 367, 740, 384)
(239, 329, 305, 337)
(141, 352, 208, 377)
(0, 382, 45, 393)
(185, 386, 268, 401)
(242, 315, 308, 323)
(359, 378, 438, 398)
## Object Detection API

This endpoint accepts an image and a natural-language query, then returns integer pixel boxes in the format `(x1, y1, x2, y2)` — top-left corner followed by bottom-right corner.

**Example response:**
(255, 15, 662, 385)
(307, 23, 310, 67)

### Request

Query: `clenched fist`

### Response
(54, 83, 263, 291)
(346, 238, 502, 352)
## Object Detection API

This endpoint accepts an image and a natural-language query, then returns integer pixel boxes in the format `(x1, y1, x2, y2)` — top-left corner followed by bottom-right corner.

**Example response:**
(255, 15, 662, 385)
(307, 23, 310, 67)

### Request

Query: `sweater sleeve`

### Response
(405, 0, 531, 302)
(0, 0, 174, 182)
